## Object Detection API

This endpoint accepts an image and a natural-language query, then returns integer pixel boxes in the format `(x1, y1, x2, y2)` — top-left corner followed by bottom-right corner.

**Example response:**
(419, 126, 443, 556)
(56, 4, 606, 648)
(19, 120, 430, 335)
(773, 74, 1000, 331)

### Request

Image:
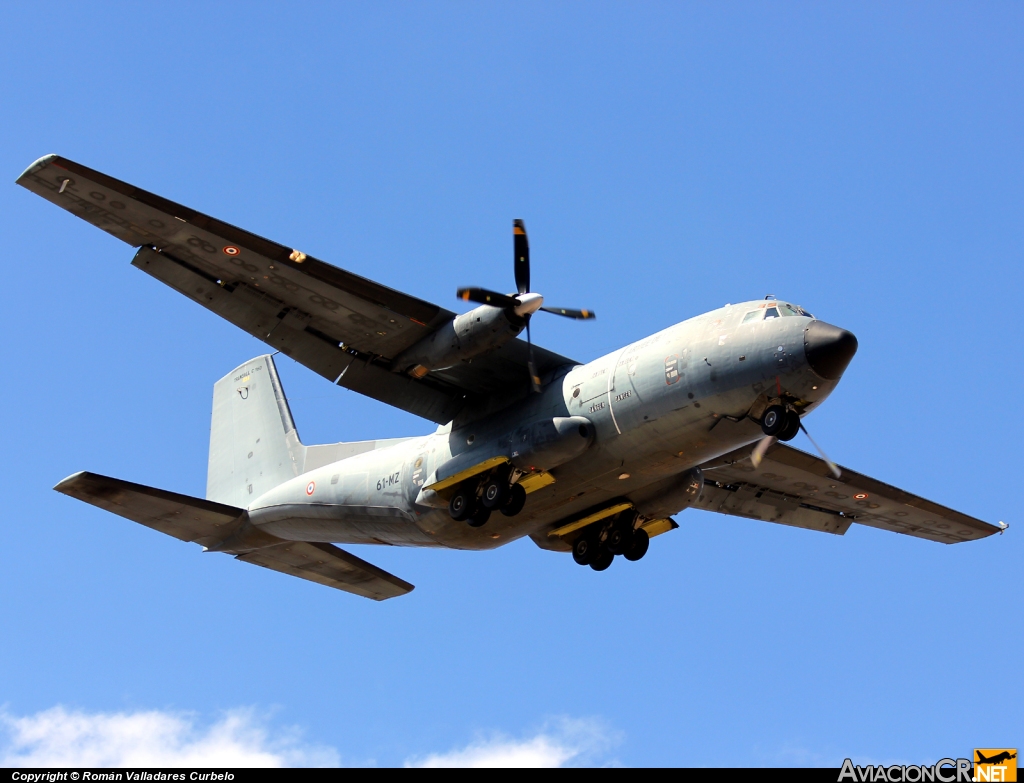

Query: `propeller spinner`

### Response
(457, 220, 595, 391)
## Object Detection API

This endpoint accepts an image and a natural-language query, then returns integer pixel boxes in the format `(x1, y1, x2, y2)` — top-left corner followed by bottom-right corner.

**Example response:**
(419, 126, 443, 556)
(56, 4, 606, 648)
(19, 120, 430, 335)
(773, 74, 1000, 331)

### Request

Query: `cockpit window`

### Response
(764, 306, 780, 319)
(741, 310, 761, 324)
(778, 303, 814, 318)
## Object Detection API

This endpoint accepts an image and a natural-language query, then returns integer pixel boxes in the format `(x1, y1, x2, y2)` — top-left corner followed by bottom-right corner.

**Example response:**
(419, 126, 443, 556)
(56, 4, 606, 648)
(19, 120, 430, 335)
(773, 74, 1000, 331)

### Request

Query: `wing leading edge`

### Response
(17, 155, 575, 423)
(698, 442, 1001, 544)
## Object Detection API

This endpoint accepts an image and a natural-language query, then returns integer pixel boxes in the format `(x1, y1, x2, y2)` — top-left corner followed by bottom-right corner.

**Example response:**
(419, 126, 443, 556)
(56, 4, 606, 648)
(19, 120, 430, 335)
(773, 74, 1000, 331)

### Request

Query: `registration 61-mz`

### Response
(376, 472, 400, 491)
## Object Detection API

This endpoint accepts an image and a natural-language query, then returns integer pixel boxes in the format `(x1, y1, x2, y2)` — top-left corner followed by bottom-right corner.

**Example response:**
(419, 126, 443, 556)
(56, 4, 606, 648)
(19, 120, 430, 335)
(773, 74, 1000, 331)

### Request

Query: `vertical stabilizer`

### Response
(207, 355, 304, 507)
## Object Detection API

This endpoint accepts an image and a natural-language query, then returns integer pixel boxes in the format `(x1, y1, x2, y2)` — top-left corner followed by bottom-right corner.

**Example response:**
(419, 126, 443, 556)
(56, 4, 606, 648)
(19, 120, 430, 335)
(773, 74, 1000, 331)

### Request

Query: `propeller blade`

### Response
(750, 435, 776, 468)
(540, 306, 596, 320)
(799, 423, 842, 479)
(456, 287, 519, 309)
(526, 315, 541, 393)
(513, 219, 530, 295)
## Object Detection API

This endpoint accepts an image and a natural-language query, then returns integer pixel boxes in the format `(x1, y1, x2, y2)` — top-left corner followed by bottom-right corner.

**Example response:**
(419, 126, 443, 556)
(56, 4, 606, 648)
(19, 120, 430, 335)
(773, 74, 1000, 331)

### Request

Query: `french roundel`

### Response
(223, 245, 240, 256)
(306, 481, 316, 496)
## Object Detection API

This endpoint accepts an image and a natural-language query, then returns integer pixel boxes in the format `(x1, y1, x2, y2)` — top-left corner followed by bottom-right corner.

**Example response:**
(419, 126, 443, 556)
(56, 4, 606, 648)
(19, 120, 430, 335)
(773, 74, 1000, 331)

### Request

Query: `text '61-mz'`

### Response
(19, 155, 1007, 600)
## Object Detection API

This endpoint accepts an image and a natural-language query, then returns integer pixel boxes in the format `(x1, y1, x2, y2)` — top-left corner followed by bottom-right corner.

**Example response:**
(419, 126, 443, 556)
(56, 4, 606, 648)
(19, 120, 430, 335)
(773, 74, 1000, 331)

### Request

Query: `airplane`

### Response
(17, 154, 1005, 601)
(976, 752, 1016, 765)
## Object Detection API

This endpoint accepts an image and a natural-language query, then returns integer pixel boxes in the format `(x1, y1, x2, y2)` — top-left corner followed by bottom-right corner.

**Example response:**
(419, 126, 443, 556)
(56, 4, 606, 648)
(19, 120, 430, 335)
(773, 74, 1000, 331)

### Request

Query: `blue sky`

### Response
(1, 1, 1021, 767)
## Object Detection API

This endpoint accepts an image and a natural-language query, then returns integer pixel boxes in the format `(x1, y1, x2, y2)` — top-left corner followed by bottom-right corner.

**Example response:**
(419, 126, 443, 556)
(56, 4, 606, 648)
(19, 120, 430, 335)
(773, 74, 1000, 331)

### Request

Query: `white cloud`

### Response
(406, 717, 617, 768)
(0, 706, 339, 768)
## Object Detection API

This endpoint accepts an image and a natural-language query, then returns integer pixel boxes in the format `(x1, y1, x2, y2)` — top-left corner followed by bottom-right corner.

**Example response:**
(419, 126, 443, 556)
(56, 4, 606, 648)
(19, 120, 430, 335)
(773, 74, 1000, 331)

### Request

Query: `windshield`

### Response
(742, 302, 815, 322)
(778, 303, 813, 318)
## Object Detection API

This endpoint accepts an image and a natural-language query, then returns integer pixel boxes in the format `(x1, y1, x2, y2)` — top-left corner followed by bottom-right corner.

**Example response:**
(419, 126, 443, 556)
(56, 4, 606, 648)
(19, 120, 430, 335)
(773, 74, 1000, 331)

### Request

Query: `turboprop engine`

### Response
(634, 468, 705, 520)
(392, 304, 526, 377)
(396, 220, 595, 384)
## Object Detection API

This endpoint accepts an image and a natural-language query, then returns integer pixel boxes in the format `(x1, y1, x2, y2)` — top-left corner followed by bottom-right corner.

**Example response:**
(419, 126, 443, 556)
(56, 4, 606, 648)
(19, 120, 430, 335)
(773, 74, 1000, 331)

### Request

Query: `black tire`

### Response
(481, 477, 510, 510)
(590, 548, 614, 571)
(623, 528, 650, 561)
(761, 405, 787, 437)
(467, 505, 491, 527)
(500, 483, 527, 517)
(605, 524, 632, 556)
(778, 410, 801, 442)
(572, 535, 596, 566)
(448, 488, 475, 521)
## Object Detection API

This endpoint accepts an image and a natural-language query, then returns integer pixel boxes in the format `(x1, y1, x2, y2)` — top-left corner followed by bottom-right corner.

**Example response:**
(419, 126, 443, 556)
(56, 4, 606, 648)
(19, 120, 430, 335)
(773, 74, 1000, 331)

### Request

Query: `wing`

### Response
(54, 471, 413, 600)
(17, 155, 575, 423)
(697, 442, 1001, 544)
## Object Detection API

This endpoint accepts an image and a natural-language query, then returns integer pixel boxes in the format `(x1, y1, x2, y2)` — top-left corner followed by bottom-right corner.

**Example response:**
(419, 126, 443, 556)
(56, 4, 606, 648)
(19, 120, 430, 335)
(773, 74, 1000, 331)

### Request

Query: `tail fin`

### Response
(207, 354, 304, 507)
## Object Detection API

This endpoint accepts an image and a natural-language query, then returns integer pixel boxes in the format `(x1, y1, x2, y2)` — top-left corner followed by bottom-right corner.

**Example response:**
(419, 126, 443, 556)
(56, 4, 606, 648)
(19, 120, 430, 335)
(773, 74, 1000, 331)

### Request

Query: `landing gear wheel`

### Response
(605, 524, 633, 556)
(761, 405, 787, 437)
(589, 548, 614, 571)
(778, 411, 801, 442)
(500, 483, 527, 517)
(467, 505, 491, 527)
(623, 528, 650, 561)
(448, 487, 475, 521)
(572, 535, 596, 566)
(481, 477, 510, 510)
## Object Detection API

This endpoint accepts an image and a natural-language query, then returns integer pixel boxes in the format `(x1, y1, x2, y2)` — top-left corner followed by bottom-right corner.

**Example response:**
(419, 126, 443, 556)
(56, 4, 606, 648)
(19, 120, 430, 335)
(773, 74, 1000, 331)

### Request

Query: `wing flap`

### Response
(236, 541, 414, 601)
(133, 247, 462, 423)
(698, 443, 1001, 544)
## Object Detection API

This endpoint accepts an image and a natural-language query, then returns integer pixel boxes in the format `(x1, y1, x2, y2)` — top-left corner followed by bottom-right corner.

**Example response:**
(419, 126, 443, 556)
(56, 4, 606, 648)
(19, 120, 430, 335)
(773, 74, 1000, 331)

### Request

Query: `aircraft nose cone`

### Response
(804, 321, 858, 380)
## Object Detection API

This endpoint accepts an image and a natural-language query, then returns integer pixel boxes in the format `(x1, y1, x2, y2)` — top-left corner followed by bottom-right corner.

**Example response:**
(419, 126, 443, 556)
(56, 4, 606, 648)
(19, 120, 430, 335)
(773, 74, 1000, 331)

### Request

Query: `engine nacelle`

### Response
(509, 416, 594, 471)
(634, 468, 704, 520)
(392, 305, 523, 376)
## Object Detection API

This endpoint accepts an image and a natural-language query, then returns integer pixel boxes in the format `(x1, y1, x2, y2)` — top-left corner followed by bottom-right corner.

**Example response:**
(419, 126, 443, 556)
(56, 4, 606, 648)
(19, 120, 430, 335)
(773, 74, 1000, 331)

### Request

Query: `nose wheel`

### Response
(761, 405, 800, 442)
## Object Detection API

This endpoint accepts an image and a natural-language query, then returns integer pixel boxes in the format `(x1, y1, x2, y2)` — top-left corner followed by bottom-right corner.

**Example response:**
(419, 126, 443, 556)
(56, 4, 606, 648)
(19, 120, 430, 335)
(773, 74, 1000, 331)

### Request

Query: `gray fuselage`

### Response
(246, 299, 847, 550)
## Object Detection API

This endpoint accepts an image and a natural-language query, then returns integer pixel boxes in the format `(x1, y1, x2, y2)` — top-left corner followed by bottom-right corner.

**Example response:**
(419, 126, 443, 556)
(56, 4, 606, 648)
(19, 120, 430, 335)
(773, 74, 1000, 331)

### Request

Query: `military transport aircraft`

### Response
(17, 154, 1005, 601)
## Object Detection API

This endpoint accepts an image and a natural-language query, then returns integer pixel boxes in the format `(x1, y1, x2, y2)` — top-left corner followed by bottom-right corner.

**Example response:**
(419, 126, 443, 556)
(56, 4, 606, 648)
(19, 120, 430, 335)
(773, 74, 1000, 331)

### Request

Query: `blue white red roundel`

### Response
(306, 481, 316, 496)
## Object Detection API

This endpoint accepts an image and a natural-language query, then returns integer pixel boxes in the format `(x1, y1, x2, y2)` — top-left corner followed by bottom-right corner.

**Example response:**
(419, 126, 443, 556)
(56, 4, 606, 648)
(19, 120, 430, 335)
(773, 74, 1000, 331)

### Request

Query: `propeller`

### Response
(457, 219, 595, 391)
(750, 418, 842, 479)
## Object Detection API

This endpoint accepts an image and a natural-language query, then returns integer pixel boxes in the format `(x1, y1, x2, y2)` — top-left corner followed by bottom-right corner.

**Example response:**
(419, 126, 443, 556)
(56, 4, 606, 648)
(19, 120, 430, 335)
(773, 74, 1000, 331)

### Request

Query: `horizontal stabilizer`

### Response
(237, 541, 414, 601)
(54, 471, 414, 600)
(54, 471, 245, 548)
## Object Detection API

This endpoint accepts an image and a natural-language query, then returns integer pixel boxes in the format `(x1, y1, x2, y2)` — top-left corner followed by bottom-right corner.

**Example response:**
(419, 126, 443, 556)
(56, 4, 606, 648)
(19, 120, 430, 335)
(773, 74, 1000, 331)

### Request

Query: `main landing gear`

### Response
(447, 467, 527, 527)
(571, 513, 650, 571)
(760, 404, 801, 442)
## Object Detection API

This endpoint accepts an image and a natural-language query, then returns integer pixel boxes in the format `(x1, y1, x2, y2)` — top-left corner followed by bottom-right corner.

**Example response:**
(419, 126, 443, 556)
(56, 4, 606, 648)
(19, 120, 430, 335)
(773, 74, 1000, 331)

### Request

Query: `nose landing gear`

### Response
(760, 404, 801, 442)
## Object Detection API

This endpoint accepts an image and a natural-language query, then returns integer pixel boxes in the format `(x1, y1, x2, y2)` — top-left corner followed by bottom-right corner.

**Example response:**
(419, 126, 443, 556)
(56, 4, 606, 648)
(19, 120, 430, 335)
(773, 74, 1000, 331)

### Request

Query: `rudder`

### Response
(207, 354, 304, 507)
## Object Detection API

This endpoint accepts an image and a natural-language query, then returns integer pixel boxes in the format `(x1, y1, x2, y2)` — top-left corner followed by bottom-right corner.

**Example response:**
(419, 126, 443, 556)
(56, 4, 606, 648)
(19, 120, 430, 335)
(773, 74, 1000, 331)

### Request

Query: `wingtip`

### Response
(53, 470, 90, 493)
(16, 154, 60, 184)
